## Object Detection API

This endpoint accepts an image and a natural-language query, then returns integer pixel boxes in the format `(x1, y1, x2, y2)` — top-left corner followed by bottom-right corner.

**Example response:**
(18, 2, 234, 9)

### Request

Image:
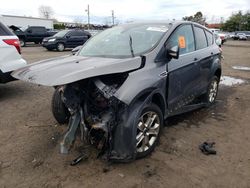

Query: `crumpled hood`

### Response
(11, 55, 142, 86)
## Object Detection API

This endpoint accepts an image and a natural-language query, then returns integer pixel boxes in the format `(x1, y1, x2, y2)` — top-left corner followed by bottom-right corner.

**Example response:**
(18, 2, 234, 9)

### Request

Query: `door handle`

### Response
(194, 57, 198, 61)
(211, 52, 214, 55)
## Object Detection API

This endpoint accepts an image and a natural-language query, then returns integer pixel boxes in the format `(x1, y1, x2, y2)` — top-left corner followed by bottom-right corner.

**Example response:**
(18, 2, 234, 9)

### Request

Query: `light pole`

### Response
(85, 4, 90, 30)
(111, 10, 115, 26)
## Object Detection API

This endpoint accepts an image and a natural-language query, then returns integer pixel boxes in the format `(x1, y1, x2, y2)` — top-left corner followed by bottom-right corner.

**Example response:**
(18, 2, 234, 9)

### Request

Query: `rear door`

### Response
(193, 26, 214, 93)
(80, 31, 90, 44)
(26, 27, 46, 42)
(166, 24, 201, 111)
(65, 31, 85, 48)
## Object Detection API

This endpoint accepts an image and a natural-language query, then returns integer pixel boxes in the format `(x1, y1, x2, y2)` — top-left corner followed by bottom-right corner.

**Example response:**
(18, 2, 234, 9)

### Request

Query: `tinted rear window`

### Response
(0, 22, 14, 36)
(28, 27, 46, 33)
(205, 30, 213, 46)
(69, 31, 83, 36)
(194, 26, 207, 50)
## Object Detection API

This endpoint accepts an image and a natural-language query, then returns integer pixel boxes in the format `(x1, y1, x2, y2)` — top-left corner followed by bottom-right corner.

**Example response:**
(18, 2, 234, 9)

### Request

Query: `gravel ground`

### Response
(0, 41, 250, 188)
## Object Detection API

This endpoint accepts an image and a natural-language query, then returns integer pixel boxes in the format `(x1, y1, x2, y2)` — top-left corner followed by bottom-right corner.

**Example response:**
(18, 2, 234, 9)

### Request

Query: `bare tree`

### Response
(183, 11, 206, 25)
(39, 6, 54, 19)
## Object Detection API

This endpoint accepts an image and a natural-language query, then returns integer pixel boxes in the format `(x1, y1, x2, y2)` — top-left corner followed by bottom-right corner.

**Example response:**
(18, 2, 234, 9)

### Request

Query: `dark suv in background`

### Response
(9, 26, 57, 47)
(42, 29, 91, 51)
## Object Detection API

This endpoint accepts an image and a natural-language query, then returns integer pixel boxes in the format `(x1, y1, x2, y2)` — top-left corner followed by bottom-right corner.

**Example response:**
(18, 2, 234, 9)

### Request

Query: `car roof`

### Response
(119, 21, 208, 31)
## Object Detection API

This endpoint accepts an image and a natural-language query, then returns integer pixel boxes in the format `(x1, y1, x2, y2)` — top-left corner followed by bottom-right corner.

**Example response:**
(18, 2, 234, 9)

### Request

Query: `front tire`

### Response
(51, 87, 70, 124)
(136, 103, 163, 159)
(56, 43, 65, 52)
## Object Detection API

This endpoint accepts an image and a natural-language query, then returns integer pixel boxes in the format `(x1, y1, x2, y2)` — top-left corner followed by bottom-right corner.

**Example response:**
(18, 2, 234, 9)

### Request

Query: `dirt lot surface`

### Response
(0, 41, 250, 188)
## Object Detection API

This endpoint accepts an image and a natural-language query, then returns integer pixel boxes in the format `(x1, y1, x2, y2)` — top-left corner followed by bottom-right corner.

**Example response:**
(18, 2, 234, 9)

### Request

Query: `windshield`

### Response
(53, 30, 69, 37)
(78, 23, 169, 58)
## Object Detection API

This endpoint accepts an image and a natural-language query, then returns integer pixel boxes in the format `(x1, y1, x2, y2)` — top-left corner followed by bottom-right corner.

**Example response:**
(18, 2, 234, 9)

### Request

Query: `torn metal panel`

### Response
(11, 55, 142, 86)
(58, 77, 130, 158)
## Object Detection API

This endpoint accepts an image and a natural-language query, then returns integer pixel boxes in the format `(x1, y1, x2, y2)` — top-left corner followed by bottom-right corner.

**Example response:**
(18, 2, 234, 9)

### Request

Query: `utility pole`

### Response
(85, 4, 90, 30)
(111, 10, 115, 26)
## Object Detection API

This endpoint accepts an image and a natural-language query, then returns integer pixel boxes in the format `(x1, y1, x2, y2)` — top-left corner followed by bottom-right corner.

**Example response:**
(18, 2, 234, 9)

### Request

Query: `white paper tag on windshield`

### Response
(147, 26, 168, 32)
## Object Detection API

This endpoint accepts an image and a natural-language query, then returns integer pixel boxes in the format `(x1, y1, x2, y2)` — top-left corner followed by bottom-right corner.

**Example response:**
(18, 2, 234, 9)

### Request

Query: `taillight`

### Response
(3, 39, 21, 54)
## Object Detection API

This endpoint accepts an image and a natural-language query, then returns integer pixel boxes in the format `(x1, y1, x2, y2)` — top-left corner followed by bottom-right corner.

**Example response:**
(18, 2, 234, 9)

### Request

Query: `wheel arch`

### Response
(210, 57, 222, 81)
(214, 68, 221, 80)
(151, 93, 166, 117)
(57, 41, 66, 46)
(111, 89, 166, 162)
(128, 88, 166, 117)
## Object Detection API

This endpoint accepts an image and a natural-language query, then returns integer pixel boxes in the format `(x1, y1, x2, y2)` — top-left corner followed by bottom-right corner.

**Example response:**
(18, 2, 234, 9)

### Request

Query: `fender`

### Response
(210, 55, 222, 79)
(110, 88, 166, 162)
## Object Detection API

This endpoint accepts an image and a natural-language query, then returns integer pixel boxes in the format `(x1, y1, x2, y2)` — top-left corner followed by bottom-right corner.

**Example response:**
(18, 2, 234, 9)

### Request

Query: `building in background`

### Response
(0, 15, 54, 29)
(206, 23, 222, 29)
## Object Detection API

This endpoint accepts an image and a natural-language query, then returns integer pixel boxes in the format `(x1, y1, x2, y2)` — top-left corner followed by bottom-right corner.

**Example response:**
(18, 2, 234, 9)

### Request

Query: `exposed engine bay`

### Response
(58, 73, 128, 160)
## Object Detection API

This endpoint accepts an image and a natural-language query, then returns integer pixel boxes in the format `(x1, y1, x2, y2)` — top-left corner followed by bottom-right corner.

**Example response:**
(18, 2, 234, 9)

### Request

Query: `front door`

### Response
(166, 24, 201, 112)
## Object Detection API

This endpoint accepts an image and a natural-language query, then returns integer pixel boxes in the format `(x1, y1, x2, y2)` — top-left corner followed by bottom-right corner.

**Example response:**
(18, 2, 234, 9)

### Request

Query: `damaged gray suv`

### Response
(12, 21, 222, 162)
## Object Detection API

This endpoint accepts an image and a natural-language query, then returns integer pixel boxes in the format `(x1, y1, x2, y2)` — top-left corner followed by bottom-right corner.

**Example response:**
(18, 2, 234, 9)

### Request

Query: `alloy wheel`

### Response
(57, 43, 64, 51)
(136, 111, 160, 153)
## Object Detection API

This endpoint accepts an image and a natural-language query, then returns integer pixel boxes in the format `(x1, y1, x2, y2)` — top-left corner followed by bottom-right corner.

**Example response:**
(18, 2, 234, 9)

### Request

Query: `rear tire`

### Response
(20, 39, 25, 47)
(205, 76, 219, 106)
(51, 87, 70, 124)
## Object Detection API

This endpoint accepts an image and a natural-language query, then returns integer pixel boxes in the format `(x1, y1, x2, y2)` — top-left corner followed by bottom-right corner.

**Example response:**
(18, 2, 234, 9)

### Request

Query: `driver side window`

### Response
(166, 24, 195, 55)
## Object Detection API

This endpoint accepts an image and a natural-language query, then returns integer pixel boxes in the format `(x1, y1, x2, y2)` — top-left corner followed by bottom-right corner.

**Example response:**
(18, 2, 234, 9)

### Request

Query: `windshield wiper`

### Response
(129, 35, 135, 57)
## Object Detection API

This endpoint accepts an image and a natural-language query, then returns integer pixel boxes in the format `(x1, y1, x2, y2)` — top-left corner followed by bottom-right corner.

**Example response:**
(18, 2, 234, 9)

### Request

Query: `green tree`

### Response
(221, 11, 250, 31)
(53, 23, 65, 30)
(183, 11, 206, 25)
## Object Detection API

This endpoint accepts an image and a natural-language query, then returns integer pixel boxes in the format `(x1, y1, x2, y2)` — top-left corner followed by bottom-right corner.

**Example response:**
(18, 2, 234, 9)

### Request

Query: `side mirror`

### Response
(71, 45, 82, 55)
(167, 45, 179, 59)
(66, 35, 70, 39)
(27, 30, 32, 33)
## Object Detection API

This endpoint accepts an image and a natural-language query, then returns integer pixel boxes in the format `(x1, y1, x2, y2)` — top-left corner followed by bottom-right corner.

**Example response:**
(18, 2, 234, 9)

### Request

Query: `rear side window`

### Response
(166, 24, 195, 55)
(205, 30, 213, 46)
(68, 31, 78, 36)
(0, 22, 14, 36)
(73, 31, 84, 36)
(28, 27, 46, 33)
(194, 26, 207, 50)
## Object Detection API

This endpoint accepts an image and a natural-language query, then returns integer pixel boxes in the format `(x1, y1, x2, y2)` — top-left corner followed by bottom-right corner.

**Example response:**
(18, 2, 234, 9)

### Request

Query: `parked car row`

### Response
(209, 29, 250, 42)
(233, 33, 248, 40)
(9, 25, 92, 51)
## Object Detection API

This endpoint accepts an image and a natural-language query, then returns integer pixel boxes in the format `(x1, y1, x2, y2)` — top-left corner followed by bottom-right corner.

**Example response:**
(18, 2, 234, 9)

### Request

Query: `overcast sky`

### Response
(0, 0, 249, 24)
